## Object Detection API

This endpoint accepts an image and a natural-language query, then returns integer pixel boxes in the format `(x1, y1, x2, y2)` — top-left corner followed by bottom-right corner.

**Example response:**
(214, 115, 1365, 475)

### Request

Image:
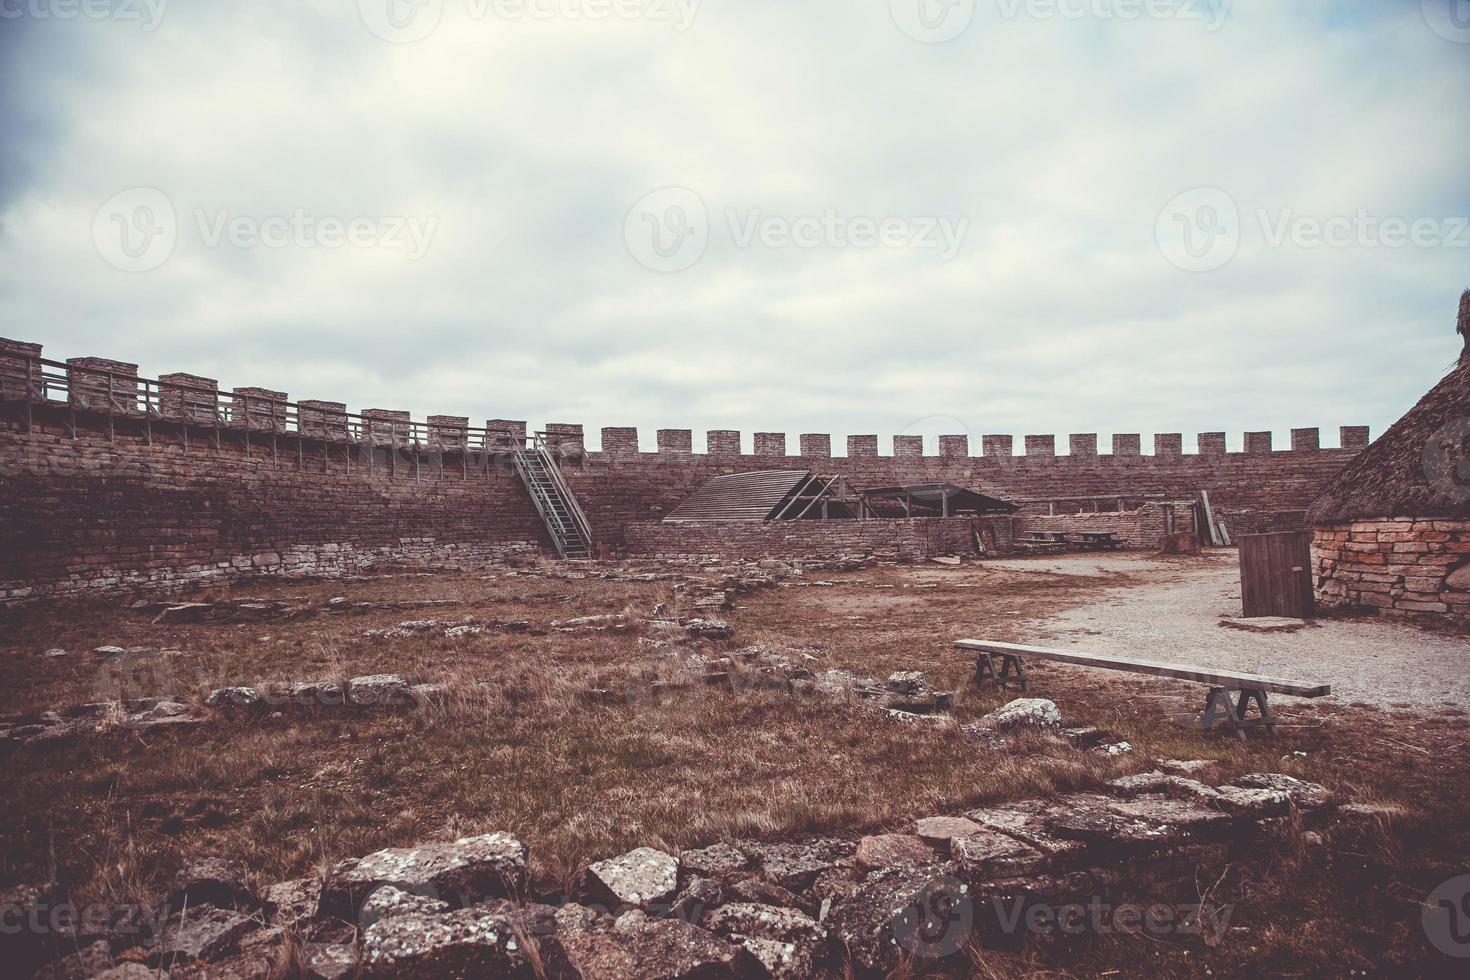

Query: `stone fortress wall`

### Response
(0, 338, 1367, 602)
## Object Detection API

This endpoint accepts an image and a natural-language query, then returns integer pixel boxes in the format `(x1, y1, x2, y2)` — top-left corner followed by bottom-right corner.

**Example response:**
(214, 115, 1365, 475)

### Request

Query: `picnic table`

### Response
(1075, 531, 1123, 550)
(955, 638, 1331, 739)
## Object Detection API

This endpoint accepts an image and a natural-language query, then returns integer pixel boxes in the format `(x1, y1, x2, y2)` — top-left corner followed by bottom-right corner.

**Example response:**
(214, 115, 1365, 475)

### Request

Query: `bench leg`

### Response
(1198, 686, 1246, 740)
(974, 654, 997, 688)
(1236, 688, 1277, 735)
(997, 654, 1029, 693)
(1198, 686, 1276, 739)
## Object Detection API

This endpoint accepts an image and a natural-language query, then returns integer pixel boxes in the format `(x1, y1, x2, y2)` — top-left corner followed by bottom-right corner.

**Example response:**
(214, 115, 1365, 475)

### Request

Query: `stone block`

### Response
(67, 356, 139, 413)
(657, 429, 692, 454)
(753, 432, 786, 456)
(847, 435, 878, 457)
(893, 435, 923, 458)
(799, 433, 831, 458)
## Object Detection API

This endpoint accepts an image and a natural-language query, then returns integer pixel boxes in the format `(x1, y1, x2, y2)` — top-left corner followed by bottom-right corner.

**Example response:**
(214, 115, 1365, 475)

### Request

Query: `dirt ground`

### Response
(993, 549, 1470, 713)
(2, 552, 1469, 977)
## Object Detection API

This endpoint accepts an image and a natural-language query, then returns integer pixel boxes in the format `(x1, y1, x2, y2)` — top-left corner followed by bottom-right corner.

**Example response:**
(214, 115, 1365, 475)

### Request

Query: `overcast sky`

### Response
(1, 0, 1467, 453)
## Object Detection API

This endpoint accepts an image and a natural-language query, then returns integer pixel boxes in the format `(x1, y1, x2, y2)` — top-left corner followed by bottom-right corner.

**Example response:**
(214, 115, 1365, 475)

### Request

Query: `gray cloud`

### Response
(1, 0, 1467, 451)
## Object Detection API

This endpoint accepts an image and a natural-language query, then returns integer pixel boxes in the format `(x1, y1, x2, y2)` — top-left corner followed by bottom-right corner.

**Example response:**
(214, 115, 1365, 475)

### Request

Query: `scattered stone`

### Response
(1098, 741, 1133, 755)
(323, 832, 528, 915)
(827, 864, 962, 974)
(263, 877, 321, 928)
(914, 816, 982, 853)
(1107, 772, 1220, 802)
(1159, 758, 1219, 779)
(725, 877, 811, 914)
(1213, 786, 1292, 818)
(585, 846, 680, 911)
(287, 681, 345, 708)
(885, 671, 927, 694)
(92, 966, 159, 980)
(93, 646, 127, 656)
(854, 834, 936, 871)
(702, 902, 826, 979)
(205, 687, 263, 710)
(554, 903, 754, 978)
(740, 839, 850, 892)
(152, 602, 216, 624)
(167, 856, 254, 909)
(345, 674, 412, 709)
(443, 624, 482, 638)
(886, 708, 952, 727)
(668, 877, 724, 921)
(359, 884, 451, 927)
(981, 698, 1061, 730)
(302, 942, 358, 980)
(1105, 797, 1233, 840)
(44, 648, 67, 658)
(1232, 773, 1332, 810)
(951, 828, 1046, 879)
(149, 906, 258, 965)
(360, 901, 557, 979)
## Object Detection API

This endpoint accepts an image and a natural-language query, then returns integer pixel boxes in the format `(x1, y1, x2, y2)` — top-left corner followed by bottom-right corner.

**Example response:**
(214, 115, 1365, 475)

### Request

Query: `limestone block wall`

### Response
(0, 337, 1371, 601)
(1313, 519, 1470, 625)
(621, 516, 1012, 562)
(1012, 502, 1185, 549)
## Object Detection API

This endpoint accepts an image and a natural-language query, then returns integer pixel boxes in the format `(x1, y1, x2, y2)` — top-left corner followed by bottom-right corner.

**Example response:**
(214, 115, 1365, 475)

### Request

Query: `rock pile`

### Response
(9, 770, 1379, 979)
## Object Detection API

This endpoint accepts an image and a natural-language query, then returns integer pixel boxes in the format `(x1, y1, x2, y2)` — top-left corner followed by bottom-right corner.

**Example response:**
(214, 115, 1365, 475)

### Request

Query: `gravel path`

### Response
(1007, 552, 1470, 713)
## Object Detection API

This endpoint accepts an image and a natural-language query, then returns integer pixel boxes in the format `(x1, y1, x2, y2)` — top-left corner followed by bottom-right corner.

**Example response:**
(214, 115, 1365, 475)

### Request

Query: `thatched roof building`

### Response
(1310, 290, 1470, 625)
(1306, 291, 1470, 525)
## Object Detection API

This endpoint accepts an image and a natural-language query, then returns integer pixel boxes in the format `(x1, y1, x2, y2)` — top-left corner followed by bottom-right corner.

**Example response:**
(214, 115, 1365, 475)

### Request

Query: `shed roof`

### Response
(664, 469, 812, 522)
(861, 483, 1018, 514)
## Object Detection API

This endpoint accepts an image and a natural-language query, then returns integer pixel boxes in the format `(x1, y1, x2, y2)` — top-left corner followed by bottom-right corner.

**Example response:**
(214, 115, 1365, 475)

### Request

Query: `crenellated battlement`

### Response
(0, 337, 1375, 602)
(0, 338, 1372, 462)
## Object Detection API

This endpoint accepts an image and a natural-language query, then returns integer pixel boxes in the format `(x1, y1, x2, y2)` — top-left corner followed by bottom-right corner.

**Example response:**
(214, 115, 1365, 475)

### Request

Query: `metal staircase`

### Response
(512, 435, 595, 560)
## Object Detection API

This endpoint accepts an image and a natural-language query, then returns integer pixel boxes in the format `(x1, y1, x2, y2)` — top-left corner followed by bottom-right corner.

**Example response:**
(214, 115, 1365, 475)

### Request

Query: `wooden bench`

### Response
(954, 639, 1331, 739)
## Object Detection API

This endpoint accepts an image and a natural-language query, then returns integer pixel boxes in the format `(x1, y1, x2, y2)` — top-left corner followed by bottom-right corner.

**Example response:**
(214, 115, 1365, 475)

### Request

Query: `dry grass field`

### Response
(3, 555, 1468, 977)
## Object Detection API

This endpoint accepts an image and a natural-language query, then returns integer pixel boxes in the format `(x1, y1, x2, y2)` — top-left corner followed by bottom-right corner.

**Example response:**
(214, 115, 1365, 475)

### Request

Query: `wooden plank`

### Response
(953, 639, 1331, 697)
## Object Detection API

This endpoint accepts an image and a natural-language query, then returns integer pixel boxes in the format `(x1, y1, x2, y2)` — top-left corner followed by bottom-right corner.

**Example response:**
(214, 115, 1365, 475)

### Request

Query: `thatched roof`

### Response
(1308, 291, 1470, 524)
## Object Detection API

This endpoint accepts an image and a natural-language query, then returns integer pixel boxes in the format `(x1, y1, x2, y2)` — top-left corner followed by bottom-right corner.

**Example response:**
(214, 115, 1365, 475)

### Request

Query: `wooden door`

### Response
(1240, 531, 1316, 619)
